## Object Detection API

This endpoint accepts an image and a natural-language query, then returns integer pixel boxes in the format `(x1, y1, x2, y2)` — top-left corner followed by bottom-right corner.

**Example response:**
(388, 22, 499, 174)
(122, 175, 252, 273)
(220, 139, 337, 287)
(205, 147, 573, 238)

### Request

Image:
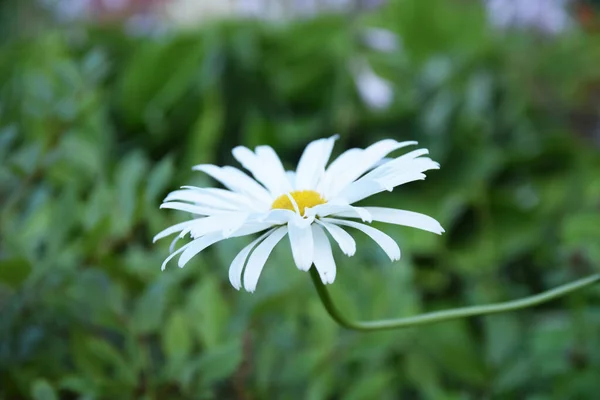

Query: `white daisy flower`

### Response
(154, 136, 444, 292)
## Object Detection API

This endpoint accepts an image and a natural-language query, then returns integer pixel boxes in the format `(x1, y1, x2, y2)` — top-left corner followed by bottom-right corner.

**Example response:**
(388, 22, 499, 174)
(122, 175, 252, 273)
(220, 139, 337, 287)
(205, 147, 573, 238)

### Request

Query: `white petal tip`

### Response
(297, 262, 313, 272)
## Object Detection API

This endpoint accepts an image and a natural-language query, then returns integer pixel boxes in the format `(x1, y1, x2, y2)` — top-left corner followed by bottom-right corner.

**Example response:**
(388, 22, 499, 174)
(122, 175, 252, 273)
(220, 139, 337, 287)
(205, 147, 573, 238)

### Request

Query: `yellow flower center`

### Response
(271, 190, 326, 216)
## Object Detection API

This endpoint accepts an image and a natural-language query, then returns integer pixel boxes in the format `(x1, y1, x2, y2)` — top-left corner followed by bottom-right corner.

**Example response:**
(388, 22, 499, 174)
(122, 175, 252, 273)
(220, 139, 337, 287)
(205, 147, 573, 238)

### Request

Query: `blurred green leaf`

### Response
(113, 151, 148, 236)
(0, 257, 32, 288)
(185, 90, 224, 166)
(186, 276, 230, 348)
(344, 371, 394, 400)
(30, 379, 58, 400)
(485, 314, 521, 367)
(197, 339, 243, 386)
(162, 310, 192, 366)
(132, 281, 168, 335)
(145, 155, 175, 204)
(117, 35, 207, 131)
(418, 321, 488, 385)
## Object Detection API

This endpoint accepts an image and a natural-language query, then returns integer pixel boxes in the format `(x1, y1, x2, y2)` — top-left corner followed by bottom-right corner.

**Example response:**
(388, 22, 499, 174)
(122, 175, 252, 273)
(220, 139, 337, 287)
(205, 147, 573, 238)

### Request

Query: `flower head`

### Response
(155, 136, 444, 292)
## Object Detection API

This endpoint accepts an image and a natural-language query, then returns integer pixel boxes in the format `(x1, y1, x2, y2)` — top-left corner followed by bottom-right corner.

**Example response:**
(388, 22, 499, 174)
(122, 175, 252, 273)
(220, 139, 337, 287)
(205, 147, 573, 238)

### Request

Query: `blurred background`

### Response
(1, 0, 600, 398)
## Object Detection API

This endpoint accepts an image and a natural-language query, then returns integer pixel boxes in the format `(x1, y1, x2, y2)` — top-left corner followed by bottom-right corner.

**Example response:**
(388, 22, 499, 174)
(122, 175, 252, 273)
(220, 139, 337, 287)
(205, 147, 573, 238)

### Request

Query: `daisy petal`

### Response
(359, 151, 432, 184)
(311, 224, 337, 284)
(188, 213, 249, 239)
(181, 186, 252, 204)
(288, 217, 315, 271)
(161, 240, 194, 271)
(257, 145, 292, 192)
(222, 213, 250, 238)
(286, 170, 296, 189)
(229, 222, 274, 237)
(165, 189, 245, 210)
(160, 202, 227, 216)
(334, 207, 445, 234)
(228, 229, 275, 290)
(295, 135, 338, 190)
(192, 164, 272, 205)
(317, 220, 356, 256)
(318, 148, 362, 195)
(374, 158, 439, 186)
(243, 226, 288, 292)
(232, 145, 291, 196)
(322, 218, 401, 261)
(153, 220, 197, 243)
(337, 172, 426, 204)
(307, 203, 372, 222)
(325, 139, 417, 198)
(169, 236, 181, 253)
(376, 159, 439, 190)
(178, 233, 224, 268)
(258, 209, 297, 225)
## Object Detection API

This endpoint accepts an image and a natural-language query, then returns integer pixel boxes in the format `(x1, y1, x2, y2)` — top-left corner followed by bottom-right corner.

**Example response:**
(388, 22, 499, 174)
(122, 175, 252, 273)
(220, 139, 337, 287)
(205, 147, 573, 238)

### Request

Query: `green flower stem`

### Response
(309, 268, 600, 331)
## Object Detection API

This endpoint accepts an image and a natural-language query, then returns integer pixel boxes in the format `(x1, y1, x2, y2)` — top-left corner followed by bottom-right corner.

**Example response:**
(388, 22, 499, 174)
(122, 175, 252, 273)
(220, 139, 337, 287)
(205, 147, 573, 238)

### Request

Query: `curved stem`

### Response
(309, 268, 600, 331)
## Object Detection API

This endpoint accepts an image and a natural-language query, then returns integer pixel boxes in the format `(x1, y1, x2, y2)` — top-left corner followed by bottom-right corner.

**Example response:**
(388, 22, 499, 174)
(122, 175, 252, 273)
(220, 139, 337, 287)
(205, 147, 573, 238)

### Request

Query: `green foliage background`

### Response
(2, 0, 600, 398)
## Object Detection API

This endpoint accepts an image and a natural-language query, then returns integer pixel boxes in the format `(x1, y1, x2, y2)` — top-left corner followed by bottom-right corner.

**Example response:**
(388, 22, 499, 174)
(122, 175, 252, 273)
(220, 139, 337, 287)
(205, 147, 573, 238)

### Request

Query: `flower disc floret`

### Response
(271, 190, 326, 216)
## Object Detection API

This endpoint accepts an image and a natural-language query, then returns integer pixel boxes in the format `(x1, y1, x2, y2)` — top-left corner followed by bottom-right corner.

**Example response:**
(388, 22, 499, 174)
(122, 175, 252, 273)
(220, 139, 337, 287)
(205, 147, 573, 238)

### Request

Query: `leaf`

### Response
(59, 135, 104, 179)
(484, 314, 521, 367)
(145, 155, 174, 204)
(190, 339, 243, 388)
(83, 182, 112, 231)
(562, 212, 600, 245)
(86, 338, 137, 387)
(418, 320, 488, 385)
(162, 310, 192, 367)
(58, 375, 96, 397)
(31, 379, 58, 400)
(492, 357, 533, 395)
(0, 124, 17, 161)
(184, 90, 224, 166)
(405, 353, 445, 399)
(113, 151, 148, 235)
(344, 372, 394, 400)
(132, 281, 168, 335)
(464, 71, 493, 121)
(186, 277, 229, 349)
(117, 36, 206, 131)
(71, 332, 137, 390)
(0, 257, 32, 288)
